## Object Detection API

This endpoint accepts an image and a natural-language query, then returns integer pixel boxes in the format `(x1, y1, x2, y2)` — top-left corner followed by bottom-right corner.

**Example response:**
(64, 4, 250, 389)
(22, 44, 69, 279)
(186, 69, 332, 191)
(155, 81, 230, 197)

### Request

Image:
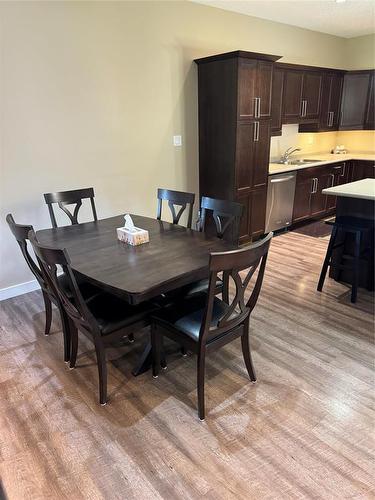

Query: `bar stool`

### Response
(317, 216, 374, 303)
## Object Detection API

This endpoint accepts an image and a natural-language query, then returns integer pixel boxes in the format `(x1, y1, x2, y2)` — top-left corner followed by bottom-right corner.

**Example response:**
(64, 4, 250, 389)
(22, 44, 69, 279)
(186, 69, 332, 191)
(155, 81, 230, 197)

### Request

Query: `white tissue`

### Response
(124, 214, 135, 232)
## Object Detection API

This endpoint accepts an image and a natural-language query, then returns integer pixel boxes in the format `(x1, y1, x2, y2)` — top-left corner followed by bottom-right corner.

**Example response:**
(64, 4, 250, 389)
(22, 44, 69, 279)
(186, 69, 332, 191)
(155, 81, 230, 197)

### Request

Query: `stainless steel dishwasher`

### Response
(265, 172, 297, 232)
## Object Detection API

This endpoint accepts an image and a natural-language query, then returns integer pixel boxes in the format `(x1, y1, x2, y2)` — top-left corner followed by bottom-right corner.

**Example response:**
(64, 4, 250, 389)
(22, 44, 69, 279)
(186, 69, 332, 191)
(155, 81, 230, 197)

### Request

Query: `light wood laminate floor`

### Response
(0, 229, 374, 499)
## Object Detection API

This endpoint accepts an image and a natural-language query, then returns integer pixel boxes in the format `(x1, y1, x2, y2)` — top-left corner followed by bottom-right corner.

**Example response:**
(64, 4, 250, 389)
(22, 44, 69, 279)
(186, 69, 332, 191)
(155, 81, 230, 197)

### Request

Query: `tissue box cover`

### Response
(117, 226, 149, 246)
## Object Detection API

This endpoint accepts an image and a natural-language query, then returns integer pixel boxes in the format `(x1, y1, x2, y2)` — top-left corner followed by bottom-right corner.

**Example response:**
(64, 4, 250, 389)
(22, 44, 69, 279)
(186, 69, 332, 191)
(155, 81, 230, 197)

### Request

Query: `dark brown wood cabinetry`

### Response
(318, 72, 344, 131)
(364, 73, 374, 129)
(270, 66, 284, 136)
(280, 64, 323, 124)
(292, 160, 373, 225)
(195, 50, 281, 244)
(340, 71, 373, 130)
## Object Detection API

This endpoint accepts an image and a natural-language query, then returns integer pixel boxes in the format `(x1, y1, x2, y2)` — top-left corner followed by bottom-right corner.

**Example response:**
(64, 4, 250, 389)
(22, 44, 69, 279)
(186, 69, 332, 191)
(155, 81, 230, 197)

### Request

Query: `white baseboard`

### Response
(0, 279, 39, 301)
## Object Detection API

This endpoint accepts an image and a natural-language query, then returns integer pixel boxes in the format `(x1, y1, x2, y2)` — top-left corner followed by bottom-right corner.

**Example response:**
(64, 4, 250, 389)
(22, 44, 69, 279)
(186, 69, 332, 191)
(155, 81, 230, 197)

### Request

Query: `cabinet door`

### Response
(271, 66, 284, 135)
(256, 61, 273, 119)
(235, 122, 255, 192)
(302, 72, 322, 120)
(319, 73, 332, 130)
(238, 60, 258, 119)
(236, 188, 267, 244)
(282, 69, 303, 122)
(249, 188, 267, 239)
(292, 172, 314, 222)
(351, 160, 375, 181)
(252, 121, 271, 189)
(340, 72, 371, 129)
(365, 73, 374, 130)
(310, 171, 330, 217)
(329, 73, 343, 129)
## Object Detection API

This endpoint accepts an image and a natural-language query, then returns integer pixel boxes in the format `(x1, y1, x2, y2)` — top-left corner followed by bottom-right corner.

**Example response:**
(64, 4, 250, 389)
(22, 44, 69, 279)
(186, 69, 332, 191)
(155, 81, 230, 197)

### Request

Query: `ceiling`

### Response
(191, 0, 375, 38)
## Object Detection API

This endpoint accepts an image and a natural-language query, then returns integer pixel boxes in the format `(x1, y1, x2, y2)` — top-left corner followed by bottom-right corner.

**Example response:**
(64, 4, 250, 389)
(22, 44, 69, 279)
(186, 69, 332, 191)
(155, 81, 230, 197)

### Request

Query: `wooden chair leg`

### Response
(197, 350, 206, 420)
(69, 320, 78, 368)
(241, 326, 256, 382)
(351, 230, 361, 303)
(94, 338, 107, 405)
(59, 307, 71, 363)
(42, 291, 52, 336)
(151, 325, 160, 378)
(317, 225, 338, 292)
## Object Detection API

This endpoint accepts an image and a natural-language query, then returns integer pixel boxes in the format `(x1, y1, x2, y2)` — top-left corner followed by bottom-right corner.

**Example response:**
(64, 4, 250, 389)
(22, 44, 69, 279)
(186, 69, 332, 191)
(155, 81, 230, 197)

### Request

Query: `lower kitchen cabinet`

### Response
(292, 160, 374, 225)
(237, 188, 267, 243)
(349, 160, 375, 181)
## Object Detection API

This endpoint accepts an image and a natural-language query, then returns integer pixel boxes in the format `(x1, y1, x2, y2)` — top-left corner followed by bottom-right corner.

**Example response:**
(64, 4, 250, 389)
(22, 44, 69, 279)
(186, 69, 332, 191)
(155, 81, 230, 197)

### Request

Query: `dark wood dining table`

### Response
(36, 214, 235, 374)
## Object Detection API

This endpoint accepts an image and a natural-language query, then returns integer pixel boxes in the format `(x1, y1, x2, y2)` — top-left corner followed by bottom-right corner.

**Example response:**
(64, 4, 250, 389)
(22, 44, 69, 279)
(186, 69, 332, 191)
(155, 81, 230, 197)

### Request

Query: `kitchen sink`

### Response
(278, 159, 324, 165)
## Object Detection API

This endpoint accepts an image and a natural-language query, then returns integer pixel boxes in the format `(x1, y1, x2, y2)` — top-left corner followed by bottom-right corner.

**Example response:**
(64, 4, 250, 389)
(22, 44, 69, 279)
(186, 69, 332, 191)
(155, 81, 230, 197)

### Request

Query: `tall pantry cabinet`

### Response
(195, 51, 281, 244)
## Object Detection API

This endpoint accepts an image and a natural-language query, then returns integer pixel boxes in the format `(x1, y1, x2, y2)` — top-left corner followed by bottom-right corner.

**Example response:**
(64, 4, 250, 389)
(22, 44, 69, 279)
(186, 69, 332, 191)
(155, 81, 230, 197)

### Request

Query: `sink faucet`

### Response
(280, 147, 301, 164)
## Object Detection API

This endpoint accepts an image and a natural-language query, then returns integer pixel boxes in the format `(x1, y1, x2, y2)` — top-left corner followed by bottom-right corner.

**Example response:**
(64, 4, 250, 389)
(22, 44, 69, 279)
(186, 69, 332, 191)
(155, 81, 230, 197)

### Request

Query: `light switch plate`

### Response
(173, 135, 182, 147)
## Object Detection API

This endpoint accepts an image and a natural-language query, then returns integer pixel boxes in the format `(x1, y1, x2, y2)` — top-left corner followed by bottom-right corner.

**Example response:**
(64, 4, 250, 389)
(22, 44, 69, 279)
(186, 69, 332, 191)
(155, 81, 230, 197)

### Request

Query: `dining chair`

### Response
(29, 231, 160, 405)
(174, 197, 244, 299)
(197, 196, 244, 240)
(156, 188, 195, 229)
(44, 187, 97, 228)
(151, 232, 273, 420)
(6, 214, 72, 361)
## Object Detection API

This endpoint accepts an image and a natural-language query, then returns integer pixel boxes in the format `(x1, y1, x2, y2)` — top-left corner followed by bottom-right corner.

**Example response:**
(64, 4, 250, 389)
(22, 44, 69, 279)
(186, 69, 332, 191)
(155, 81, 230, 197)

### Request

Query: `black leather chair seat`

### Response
(153, 293, 229, 341)
(85, 293, 159, 335)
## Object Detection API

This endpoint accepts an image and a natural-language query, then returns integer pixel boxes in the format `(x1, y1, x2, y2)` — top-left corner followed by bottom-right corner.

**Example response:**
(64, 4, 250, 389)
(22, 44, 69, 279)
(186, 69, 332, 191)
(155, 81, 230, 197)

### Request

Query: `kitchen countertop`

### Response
(322, 178, 375, 201)
(269, 153, 375, 175)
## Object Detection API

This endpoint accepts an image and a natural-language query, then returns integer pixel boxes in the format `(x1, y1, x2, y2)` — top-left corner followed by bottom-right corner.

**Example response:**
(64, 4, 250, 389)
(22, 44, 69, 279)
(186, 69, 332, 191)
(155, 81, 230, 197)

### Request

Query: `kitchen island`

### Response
(322, 178, 375, 291)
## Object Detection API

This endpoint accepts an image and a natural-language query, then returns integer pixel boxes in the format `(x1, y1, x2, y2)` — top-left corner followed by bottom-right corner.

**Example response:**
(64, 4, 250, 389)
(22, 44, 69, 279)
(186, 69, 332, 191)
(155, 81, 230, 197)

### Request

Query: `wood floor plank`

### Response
(0, 229, 374, 499)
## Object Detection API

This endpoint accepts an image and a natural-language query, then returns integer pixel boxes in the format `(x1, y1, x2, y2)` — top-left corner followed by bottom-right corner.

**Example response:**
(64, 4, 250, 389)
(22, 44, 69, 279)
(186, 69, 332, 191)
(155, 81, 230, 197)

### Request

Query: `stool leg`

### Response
(318, 225, 338, 292)
(351, 230, 361, 303)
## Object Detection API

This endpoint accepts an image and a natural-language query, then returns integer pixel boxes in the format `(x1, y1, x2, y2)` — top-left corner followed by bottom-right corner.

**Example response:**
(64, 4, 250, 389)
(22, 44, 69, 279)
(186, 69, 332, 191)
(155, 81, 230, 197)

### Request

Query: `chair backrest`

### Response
(198, 196, 243, 240)
(44, 187, 97, 228)
(28, 231, 98, 335)
(200, 232, 273, 343)
(156, 188, 195, 229)
(6, 214, 49, 294)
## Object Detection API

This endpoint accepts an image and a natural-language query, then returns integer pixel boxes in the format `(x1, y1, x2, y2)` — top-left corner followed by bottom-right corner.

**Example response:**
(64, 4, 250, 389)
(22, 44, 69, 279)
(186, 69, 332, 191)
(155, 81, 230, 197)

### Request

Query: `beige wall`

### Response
(345, 34, 375, 70)
(0, 1, 372, 291)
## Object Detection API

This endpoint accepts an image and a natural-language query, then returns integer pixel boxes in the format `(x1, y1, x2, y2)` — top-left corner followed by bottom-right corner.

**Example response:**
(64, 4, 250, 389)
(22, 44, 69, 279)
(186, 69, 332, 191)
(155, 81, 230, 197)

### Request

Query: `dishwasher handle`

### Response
(270, 175, 296, 183)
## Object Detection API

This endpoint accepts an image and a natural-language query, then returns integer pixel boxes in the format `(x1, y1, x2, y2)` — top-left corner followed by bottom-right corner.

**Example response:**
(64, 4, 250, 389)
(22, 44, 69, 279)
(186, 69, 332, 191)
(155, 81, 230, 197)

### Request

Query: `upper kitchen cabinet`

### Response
(238, 58, 274, 120)
(302, 71, 323, 120)
(364, 72, 375, 130)
(280, 64, 323, 124)
(270, 66, 284, 136)
(318, 72, 344, 131)
(340, 71, 373, 130)
(195, 50, 281, 244)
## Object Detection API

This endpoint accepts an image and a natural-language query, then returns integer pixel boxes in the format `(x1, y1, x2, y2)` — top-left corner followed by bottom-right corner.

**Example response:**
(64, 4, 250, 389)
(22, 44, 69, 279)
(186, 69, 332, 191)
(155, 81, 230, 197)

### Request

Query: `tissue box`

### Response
(117, 226, 149, 246)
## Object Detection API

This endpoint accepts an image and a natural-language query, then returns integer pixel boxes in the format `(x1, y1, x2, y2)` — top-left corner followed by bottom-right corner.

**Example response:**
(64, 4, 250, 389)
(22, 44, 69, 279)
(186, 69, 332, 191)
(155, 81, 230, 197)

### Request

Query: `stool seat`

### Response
(318, 216, 374, 303)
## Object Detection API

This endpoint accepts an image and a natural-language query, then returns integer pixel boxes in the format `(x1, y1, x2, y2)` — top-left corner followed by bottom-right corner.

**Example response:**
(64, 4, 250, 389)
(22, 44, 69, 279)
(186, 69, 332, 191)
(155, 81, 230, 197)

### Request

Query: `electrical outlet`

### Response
(173, 135, 182, 147)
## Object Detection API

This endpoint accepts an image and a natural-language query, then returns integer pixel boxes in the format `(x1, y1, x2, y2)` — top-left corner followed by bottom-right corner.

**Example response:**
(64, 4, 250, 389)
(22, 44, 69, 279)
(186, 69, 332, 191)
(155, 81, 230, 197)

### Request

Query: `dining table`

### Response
(36, 214, 235, 375)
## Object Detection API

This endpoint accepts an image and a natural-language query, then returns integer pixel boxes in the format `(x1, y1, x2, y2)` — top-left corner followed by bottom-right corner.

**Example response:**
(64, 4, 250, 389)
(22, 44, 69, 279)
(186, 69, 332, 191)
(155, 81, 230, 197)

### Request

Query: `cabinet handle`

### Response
(311, 178, 316, 194)
(340, 163, 345, 177)
(254, 97, 260, 118)
(328, 111, 333, 127)
(331, 111, 335, 127)
(301, 100, 307, 117)
(330, 173, 335, 187)
(301, 100, 304, 117)
(253, 121, 259, 142)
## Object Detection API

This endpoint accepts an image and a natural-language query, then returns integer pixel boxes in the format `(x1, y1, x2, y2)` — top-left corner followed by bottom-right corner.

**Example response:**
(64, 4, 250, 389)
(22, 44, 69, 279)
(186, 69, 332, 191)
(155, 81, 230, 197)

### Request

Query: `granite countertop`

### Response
(269, 153, 375, 175)
(322, 178, 375, 201)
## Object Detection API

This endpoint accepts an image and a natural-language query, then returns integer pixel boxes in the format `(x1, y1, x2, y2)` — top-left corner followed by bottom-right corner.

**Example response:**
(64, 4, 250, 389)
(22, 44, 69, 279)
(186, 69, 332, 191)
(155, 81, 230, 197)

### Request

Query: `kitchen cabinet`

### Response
(292, 162, 349, 223)
(270, 66, 284, 136)
(349, 160, 375, 181)
(195, 50, 281, 244)
(280, 65, 322, 124)
(364, 73, 374, 129)
(340, 71, 372, 130)
(238, 59, 273, 120)
(319, 72, 344, 130)
(302, 71, 322, 120)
